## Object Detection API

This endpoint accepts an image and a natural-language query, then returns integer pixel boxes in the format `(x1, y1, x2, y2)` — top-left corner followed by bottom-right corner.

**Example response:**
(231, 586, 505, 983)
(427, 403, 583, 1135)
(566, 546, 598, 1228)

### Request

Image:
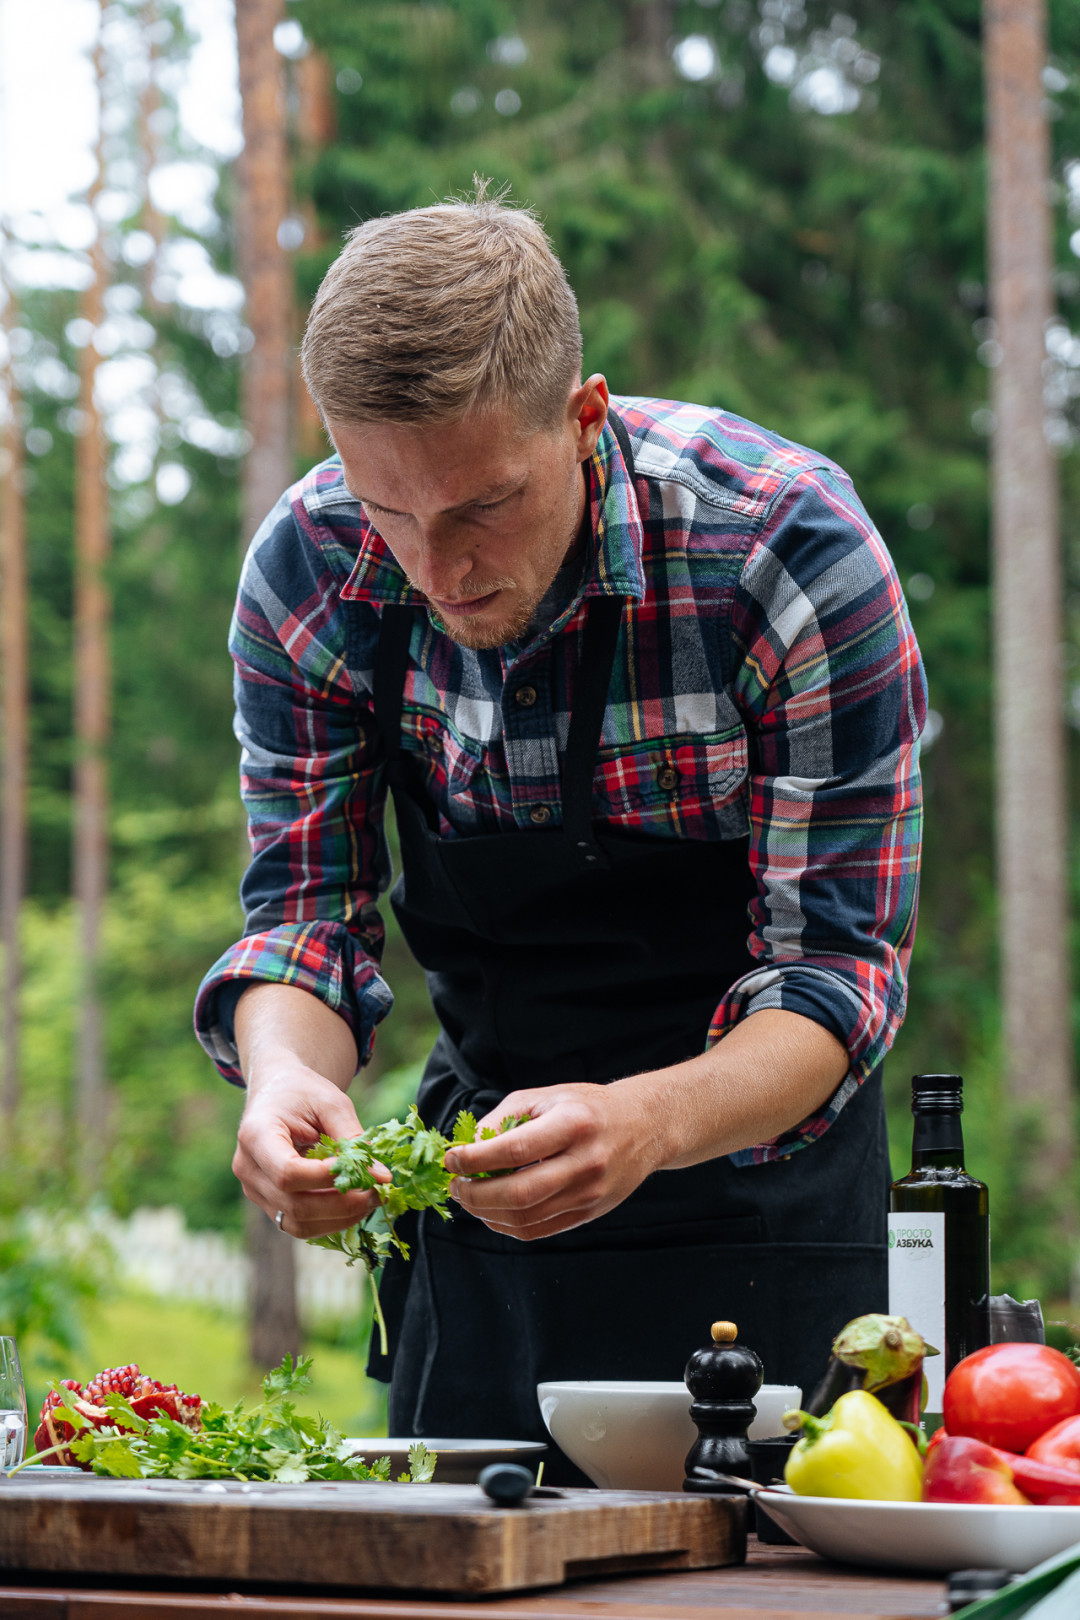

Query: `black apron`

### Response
(366, 416, 889, 1482)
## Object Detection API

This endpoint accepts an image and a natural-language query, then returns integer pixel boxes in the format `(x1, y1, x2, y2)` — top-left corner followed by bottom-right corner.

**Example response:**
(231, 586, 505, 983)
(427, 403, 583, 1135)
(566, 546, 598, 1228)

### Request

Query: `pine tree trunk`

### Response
(247, 1204, 303, 1372)
(74, 0, 112, 1191)
(295, 50, 334, 465)
(625, 4, 673, 183)
(235, 0, 301, 1366)
(1, 270, 28, 1137)
(138, 0, 164, 313)
(984, 0, 1075, 1196)
(235, 0, 293, 539)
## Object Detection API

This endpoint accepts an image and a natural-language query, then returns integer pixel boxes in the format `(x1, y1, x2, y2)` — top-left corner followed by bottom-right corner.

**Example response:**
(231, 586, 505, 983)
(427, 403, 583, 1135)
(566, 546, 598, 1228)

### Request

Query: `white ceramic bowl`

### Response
(536, 1379, 801, 1491)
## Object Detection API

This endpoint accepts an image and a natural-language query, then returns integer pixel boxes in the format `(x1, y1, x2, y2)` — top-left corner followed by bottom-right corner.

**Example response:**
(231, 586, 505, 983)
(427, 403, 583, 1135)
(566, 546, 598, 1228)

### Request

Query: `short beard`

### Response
(434, 593, 537, 650)
(407, 574, 542, 651)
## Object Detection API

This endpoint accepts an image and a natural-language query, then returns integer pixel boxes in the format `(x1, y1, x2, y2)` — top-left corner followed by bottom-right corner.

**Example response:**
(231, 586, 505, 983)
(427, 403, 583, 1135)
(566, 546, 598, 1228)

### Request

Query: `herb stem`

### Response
(5, 1440, 69, 1477)
(370, 1268, 389, 1360)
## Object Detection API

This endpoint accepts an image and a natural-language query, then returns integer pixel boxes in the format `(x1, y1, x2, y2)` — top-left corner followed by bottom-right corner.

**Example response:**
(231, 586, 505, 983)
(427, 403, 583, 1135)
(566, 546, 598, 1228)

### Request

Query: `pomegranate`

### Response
(34, 1364, 201, 1468)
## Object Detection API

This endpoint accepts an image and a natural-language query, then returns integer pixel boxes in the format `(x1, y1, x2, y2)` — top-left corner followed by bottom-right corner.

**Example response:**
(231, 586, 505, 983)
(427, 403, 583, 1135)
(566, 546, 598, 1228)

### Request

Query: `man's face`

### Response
(328, 377, 609, 650)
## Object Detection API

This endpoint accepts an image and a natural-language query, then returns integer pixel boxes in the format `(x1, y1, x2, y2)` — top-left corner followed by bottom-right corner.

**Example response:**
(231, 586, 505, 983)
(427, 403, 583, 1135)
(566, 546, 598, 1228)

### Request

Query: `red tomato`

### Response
(944, 1344, 1080, 1454)
(1027, 1413, 1080, 1473)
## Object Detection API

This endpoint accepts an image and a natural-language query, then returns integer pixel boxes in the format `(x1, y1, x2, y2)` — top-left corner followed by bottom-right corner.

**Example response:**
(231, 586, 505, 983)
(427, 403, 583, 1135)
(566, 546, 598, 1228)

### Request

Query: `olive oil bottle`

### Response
(888, 1074, 990, 1417)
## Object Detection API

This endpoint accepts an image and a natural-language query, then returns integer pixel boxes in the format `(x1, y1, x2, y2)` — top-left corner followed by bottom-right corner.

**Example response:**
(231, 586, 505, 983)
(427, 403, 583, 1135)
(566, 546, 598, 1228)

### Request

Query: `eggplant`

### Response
(805, 1355, 865, 1417)
(804, 1314, 937, 1426)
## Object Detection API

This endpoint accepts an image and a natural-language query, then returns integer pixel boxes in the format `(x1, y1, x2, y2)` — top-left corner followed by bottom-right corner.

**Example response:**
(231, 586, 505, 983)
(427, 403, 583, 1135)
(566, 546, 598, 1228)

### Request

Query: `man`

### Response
(196, 193, 925, 1479)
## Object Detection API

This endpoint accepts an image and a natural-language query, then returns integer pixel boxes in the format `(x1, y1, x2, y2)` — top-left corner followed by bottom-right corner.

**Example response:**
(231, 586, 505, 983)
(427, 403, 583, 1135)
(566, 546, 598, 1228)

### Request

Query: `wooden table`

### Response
(0, 1539, 951, 1620)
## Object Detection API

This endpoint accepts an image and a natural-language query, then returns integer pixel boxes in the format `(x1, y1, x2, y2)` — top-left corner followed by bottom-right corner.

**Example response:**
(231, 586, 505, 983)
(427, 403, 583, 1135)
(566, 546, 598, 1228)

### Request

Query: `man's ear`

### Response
(568, 374, 610, 462)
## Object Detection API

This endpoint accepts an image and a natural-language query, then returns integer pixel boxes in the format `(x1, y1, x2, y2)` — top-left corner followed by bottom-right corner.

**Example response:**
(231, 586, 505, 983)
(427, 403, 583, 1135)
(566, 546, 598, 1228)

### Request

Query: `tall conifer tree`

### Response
(235, 0, 302, 1369)
(1, 256, 27, 1136)
(74, 0, 112, 1189)
(984, 0, 1073, 1203)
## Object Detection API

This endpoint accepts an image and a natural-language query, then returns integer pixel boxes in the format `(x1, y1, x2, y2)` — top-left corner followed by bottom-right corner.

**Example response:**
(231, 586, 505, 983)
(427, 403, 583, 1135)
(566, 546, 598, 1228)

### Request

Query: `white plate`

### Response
(754, 1488, 1080, 1574)
(342, 1437, 547, 1485)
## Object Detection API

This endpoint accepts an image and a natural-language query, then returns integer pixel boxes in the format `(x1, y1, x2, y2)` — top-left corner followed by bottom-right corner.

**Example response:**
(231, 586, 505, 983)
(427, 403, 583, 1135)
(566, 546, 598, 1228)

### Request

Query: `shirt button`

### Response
(529, 804, 552, 825)
(515, 685, 538, 708)
(657, 765, 679, 791)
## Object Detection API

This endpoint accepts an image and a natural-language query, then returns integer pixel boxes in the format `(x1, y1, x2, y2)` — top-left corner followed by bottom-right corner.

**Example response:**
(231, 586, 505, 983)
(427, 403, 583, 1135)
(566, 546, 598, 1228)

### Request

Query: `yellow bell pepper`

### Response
(783, 1389, 924, 1502)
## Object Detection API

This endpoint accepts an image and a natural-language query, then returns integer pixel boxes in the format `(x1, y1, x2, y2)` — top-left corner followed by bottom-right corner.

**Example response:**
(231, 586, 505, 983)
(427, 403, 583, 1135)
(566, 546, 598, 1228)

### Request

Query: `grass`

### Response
(23, 1290, 388, 1442)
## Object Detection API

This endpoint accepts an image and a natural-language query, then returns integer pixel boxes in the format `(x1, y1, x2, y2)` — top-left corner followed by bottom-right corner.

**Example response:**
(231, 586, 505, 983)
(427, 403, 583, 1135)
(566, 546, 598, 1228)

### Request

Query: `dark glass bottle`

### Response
(888, 1074, 990, 1416)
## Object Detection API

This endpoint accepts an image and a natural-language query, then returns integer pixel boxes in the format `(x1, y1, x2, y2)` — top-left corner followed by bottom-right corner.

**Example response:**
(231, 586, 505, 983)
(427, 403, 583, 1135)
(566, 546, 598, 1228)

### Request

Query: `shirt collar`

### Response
(336, 415, 645, 606)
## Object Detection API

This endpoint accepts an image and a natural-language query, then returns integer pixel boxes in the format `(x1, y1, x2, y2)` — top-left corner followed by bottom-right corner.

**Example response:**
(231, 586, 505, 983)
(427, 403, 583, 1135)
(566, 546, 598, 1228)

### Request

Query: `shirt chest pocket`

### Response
(402, 709, 485, 806)
(594, 729, 749, 836)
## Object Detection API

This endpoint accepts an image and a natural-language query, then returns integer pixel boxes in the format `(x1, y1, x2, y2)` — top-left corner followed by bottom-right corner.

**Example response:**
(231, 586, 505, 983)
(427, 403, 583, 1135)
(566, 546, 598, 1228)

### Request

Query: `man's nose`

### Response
(411, 526, 475, 598)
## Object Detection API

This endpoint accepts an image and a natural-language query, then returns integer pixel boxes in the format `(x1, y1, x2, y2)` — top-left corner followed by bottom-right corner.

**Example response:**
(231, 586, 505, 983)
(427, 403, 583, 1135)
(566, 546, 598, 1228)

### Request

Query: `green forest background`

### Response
(6, 0, 1080, 1411)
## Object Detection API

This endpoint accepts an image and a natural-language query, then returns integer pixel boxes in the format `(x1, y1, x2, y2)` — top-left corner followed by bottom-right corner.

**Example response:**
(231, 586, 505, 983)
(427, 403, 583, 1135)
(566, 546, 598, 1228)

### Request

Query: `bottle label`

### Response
(888, 1211, 946, 1409)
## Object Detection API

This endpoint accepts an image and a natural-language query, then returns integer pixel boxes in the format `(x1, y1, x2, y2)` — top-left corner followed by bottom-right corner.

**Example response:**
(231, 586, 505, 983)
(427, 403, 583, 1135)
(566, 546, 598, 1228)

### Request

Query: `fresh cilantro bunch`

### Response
(16, 1356, 436, 1484)
(307, 1106, 528, 1355)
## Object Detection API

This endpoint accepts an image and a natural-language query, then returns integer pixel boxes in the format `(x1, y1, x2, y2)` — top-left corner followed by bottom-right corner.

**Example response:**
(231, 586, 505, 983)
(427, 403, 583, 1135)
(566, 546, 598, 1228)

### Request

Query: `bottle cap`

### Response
(911, 1073, 963, 1113)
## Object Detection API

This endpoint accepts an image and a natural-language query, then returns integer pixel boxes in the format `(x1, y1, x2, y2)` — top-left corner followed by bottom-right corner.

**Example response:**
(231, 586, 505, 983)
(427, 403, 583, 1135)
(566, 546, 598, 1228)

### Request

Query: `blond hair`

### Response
(300, 188, 582, 431)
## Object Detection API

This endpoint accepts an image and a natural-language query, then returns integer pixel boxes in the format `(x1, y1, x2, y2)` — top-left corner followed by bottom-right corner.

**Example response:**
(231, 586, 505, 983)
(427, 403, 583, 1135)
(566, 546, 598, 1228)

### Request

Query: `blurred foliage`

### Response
(8, 0, 1080, 1325)
(0, 1156, 110, 1380)
(0, 1210, 109, 1372)
(20, 1290, 388, 1441)
(288, 0, 1080, 1292)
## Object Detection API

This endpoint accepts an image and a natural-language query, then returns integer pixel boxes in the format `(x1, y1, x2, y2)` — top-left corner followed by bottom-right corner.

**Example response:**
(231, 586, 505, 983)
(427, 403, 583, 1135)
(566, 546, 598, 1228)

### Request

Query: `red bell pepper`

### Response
(923, 1436, 1030, 1504)
(990, 1445, 1080, 1505)
(1027, 1414, 1080, 1475)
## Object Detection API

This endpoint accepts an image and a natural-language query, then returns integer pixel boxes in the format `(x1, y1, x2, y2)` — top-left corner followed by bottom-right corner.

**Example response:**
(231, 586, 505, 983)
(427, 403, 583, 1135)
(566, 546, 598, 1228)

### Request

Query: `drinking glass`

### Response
(0, 1337, 28, 1469)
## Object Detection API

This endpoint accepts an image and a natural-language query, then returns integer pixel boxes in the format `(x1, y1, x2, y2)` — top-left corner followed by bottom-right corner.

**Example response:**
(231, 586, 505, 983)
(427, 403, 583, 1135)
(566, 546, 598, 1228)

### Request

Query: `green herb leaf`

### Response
(304, 1109, 528, 1351)
(92, 1437, 147, 1479)
(408, 1441, 437, 1483)
(452, 1112, 478, 1145)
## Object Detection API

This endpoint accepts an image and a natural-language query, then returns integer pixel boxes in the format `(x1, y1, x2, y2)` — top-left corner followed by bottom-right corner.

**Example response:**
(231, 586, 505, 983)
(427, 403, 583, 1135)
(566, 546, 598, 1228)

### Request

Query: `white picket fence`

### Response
(91, 1206, 364, 1321)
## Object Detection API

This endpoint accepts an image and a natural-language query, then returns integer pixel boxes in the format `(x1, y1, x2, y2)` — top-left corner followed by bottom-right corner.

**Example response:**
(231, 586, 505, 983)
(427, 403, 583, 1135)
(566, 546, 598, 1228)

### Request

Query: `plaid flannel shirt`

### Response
(194, 397, 925, 1165)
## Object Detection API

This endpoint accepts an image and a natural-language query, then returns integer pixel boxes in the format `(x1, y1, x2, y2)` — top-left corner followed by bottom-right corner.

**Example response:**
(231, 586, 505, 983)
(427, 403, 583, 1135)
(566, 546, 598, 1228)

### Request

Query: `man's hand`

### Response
(444, 1083, 660, 1241)
(444, 1010, 849, 1241)
(233, 1061, 389, 1238)
(233, 983, 389, 1238)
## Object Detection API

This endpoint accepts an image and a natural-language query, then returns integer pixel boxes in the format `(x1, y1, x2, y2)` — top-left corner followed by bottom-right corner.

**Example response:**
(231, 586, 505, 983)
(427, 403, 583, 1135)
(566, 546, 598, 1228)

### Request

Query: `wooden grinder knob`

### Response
(710, 1321, 738, 1343)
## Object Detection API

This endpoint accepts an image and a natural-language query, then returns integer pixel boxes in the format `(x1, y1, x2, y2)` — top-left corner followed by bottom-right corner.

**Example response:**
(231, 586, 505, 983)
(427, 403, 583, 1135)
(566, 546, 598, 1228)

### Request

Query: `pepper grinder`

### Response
(683, 1320, 763, 1492)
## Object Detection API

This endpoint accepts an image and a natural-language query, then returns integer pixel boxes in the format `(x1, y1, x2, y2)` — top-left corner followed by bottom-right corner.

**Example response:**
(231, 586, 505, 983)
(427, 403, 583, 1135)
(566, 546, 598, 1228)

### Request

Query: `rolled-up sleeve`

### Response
(194, 493, 393, 1084)
(711, 467, 926, 1164)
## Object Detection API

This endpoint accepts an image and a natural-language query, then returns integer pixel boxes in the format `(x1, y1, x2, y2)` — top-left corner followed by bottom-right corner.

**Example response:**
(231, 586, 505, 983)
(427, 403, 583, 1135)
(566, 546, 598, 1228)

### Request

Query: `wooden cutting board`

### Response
(0, 1476, 746, 1596)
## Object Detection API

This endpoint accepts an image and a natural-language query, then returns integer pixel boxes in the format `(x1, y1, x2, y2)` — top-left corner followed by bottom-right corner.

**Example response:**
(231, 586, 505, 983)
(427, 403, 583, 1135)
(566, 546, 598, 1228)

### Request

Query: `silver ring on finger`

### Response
(275, 1209, 285, 1231)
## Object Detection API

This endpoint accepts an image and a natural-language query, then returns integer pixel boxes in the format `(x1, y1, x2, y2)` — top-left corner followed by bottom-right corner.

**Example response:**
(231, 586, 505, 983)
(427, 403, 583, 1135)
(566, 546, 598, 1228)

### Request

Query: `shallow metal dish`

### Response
(342, 1437, 548, 1485)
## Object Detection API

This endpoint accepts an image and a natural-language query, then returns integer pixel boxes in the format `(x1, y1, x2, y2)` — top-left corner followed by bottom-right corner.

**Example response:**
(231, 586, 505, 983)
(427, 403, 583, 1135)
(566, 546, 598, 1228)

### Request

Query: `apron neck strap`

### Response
(561, 595, 623, 855)
(561, 408, 633, 853)
(373, 603, 413, 764)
